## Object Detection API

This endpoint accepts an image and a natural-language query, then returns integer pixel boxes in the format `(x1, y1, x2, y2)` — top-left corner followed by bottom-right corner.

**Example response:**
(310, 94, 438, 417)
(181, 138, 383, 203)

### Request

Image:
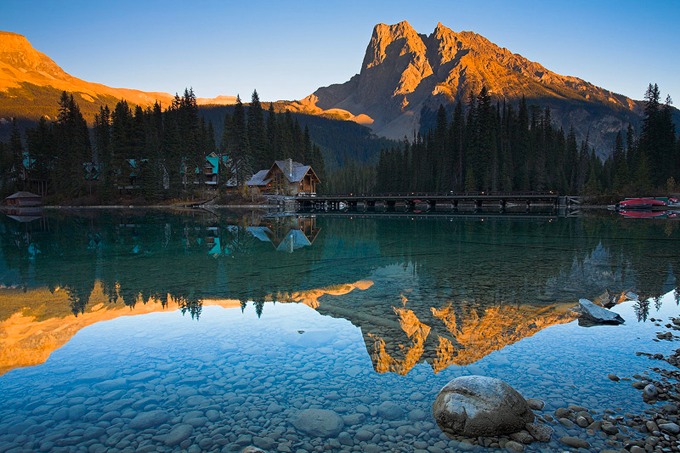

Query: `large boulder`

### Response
(578, 299, 624, 325)
(432, 375, 534, 437)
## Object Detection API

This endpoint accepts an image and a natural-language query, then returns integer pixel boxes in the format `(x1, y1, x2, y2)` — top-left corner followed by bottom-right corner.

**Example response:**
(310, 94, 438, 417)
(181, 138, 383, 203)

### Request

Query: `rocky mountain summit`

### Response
(289, 21, 652, 152)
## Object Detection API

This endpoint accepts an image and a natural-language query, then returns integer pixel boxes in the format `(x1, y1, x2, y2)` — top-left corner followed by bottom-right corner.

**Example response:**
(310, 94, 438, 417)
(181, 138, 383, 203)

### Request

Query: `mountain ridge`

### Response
(287, 21, 663, 153)
(1, 25, 677, 156)
(0, 31, 236, 125)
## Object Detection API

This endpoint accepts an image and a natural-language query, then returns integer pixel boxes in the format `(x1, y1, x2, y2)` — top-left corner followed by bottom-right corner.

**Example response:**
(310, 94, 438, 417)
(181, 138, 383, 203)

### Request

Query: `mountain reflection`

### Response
(0, 210, 679, 375)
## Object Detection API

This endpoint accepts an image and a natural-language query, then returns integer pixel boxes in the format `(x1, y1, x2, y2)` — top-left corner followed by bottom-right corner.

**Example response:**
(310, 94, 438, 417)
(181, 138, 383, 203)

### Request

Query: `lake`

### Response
(0, 209, 678, 452)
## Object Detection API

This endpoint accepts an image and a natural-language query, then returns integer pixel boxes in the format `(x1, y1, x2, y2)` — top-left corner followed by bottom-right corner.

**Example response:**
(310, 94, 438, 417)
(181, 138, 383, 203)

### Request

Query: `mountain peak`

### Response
(362, 20, 423, 71)
(290, 21, 645, 150)
(432, 21, 451, 35)
(0, 29, 237, 128)
(0, 31, 64, 76)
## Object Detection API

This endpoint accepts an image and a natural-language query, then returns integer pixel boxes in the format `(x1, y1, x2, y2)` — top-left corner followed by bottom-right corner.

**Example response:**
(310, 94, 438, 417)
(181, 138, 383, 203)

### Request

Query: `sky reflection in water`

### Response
(0, 211, 679, 451)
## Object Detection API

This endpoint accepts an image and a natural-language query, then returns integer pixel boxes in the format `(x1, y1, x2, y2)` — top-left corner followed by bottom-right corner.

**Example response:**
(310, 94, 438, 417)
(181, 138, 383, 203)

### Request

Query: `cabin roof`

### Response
(246, 226, 274, 242)
(205, 155, 219, 174)
(6, 191, 41, 200)
(246, 170, 271, 187)
(273, 160, 315, 183)
(276, 229, 312, 252)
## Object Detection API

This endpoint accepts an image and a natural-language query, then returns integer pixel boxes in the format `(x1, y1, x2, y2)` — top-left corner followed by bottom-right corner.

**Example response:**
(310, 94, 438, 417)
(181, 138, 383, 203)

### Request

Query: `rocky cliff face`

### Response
(289, 21, 648, 153)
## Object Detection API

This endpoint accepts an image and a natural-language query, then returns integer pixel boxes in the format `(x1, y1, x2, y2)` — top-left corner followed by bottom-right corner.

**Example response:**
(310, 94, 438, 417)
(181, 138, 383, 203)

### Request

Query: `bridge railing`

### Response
(296, 191, 561, 199)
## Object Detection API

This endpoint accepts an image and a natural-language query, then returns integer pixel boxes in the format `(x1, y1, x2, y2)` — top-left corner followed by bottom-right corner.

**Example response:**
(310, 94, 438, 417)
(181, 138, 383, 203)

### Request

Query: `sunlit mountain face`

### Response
(1, 210, 678, 377)
(287, 21, 680, 154)
(0, 31, 235, 128)
(3, 23, 678, 153)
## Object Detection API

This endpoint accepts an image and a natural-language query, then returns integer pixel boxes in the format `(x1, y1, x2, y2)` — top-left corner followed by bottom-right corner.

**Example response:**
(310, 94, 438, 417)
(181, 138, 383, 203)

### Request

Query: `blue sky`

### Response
(2, 0, 679, 103)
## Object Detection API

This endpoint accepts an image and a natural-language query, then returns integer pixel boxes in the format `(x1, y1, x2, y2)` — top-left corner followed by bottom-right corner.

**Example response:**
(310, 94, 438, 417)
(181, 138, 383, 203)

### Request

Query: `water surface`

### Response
(0, 210, 678, 451)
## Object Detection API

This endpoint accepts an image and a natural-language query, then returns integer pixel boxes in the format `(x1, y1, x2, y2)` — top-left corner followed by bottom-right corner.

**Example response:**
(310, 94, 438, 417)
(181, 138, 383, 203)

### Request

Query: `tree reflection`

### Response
(1, 211, 679, 324)
(254, 300, 264, 318)
(634, 299, 651, 322)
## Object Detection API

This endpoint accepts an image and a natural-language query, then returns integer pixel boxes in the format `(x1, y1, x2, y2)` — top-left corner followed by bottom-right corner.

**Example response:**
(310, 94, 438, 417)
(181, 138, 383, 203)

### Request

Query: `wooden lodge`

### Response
(247, 159, 320, 196)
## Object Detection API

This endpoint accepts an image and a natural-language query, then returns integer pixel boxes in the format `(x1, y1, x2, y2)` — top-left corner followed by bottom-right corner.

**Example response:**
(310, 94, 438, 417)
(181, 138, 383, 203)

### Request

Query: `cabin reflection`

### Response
(247, 216, 320, 253)
(3, 207, 43, 223)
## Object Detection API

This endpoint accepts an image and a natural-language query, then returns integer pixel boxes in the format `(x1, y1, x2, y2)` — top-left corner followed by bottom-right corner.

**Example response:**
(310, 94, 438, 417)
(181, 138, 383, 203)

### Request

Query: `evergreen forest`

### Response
(0, 83, 678, 202)
(372, 84, 679, 196)
(0, 89, 325, 202)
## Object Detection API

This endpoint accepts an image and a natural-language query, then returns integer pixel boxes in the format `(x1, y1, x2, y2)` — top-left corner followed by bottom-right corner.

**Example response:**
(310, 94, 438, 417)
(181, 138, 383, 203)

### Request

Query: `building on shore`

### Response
(246, 159, 320, 196)
(4, 191, 42, 207)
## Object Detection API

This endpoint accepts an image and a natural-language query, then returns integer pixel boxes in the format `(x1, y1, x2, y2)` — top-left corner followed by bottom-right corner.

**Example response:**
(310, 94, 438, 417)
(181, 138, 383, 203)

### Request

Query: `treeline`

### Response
(200, 105, 393, 171)
(375, 84, 679, 195)
(223, 91, 325, 188)
(0, 89, 325, 201)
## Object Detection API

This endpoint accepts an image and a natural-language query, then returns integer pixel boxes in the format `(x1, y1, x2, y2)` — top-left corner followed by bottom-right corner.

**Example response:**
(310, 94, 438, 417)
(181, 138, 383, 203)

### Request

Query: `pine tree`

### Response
(638, 83, 673, 188)
(228, 96, 251, 187)
(9, 119, 23, 190)
(450, 101, 465, 191)
(111, 100, 133, 188)
(53, 92, 91, 197)
(612, 131, 629, 193)
(179, 88, 201, 192)
(162, 100, 183, 195)
(247, 90, 267, 170)
(93, 105, 112, 200)
(433, 104, 449, 191)
(265, 103, 278, 165)
(0, 141, 10, 195)
(514, 96, 531, 190)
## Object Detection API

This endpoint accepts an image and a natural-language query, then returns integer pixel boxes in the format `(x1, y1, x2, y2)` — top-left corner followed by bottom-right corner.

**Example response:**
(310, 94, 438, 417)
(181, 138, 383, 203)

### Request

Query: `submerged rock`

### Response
(432, 375, 534, 437)
(129, 410, 171, 429)
(578, 299, 624, 326)
(164, 424, 193, 446)
(526, 398, 544, 411)
(291, 409, 344, 438)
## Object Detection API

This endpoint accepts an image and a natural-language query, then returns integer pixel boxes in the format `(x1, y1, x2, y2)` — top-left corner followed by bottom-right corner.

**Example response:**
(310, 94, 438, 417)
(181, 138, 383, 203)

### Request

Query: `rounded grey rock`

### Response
(575, 416, 589, 428)
(525, 422, 553, 442)
(601, 421, 618, 435)
(408, 408, 427, 421)
(509, 430, 533, 444)
(164, 424, 193, 447)
(432, 375, 534, 437)
(377, 401, 404, 420)
(659, 422, 680, 435)
(505, 440, 525, 452)
(526, 398, 544, 411)
(559, 436, 590, 449)
(355, 429, 373, 441)
(291, 409, 344, 438)
(129, 410, 171, 429)
(643, 384, 658, 398)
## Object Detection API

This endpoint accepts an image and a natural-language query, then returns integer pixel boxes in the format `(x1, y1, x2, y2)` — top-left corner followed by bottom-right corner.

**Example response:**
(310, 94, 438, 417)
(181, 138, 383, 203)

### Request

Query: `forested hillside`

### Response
(0, 90, 326, 201)
(199, 104, 395, 170)
(1, 84, 677, 202)
(374, 84, 679, 196)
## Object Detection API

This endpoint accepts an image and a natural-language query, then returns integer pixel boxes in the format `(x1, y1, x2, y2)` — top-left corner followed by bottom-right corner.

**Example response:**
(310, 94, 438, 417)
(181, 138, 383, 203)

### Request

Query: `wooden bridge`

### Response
(296, 192, 581, 211)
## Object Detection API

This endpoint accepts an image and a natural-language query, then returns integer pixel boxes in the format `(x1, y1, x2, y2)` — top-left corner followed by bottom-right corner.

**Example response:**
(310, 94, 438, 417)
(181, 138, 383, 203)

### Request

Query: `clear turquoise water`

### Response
(0, 210, 679, 452)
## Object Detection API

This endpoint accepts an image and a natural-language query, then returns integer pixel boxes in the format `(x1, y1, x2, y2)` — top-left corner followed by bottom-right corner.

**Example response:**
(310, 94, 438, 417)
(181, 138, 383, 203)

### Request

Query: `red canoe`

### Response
(618, 197, 668, 210)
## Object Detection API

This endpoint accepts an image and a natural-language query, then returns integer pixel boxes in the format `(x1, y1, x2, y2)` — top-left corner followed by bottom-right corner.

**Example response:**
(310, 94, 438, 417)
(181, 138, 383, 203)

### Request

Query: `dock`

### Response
(296, 192, 581, 211)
